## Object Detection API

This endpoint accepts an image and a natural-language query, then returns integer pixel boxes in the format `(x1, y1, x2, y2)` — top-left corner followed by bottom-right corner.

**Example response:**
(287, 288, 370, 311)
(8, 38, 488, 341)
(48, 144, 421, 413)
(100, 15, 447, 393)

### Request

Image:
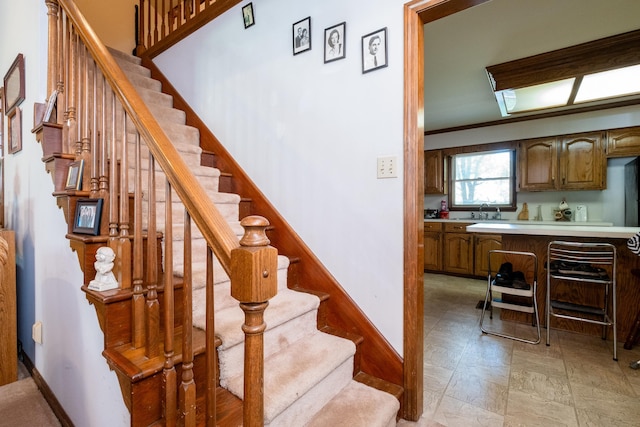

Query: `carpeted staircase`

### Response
(110, 48, 400, 426)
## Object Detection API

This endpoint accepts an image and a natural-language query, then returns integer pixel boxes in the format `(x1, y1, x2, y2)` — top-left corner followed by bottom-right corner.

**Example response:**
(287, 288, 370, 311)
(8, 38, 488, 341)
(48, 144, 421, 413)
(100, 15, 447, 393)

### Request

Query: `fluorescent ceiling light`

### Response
(486, 29, 640, 118)
(497, 78, 575, 115)
(574, 64, 640, 103)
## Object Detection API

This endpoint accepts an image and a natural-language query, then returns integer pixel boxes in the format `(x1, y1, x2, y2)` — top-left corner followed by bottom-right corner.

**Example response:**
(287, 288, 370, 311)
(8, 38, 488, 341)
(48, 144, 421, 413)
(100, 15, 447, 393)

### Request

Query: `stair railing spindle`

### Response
(179, 211, 196, 426)
(162, 179, 177, 426)
(153, 0, 159, 45)
(65, 26, 77, 153)
(205, 244, 216, 426)
(132, 130, 145, 349)
(45, 0, 59, 102)
(145, 154, 160, 358)
(74, 42, 84, 158)
(116, 105, 132, 288)
(90, 60, 99, 196)
(98, 75, 109, 202)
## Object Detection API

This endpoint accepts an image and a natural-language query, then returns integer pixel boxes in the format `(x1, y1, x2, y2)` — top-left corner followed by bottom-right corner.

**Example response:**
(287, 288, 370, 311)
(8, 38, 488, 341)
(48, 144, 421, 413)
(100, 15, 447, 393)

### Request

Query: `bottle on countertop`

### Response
(439, 200, 449, 219)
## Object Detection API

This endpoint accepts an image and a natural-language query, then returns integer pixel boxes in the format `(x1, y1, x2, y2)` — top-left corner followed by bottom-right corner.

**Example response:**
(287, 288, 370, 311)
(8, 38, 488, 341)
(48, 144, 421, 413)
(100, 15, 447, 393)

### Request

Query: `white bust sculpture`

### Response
(88, 246, 119, 291)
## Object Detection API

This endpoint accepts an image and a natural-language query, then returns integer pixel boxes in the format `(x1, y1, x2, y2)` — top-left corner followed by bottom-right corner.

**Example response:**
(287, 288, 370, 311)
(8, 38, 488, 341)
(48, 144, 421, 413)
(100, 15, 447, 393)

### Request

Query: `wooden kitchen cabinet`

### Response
(518, 137, 558, 191)
(423, 222, 442, 271)
(606, 126, 640, 158)
(474, 234, 502, 278)
(442, 222, 474, 275)
(558, 132, 606, 190)
(424, 150, 445, 194)
(518, 132, 606, 191)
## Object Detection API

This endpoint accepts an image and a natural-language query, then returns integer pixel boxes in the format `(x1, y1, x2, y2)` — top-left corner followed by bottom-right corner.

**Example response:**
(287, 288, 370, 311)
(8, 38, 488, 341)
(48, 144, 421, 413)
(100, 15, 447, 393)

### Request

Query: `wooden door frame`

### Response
(402, 0, 490, 420)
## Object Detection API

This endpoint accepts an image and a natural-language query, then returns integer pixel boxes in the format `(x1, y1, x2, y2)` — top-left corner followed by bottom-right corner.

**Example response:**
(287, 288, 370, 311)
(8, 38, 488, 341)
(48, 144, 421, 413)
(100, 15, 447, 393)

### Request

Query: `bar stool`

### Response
(480, 249, 540, 344)
(546, 240, 617, 360)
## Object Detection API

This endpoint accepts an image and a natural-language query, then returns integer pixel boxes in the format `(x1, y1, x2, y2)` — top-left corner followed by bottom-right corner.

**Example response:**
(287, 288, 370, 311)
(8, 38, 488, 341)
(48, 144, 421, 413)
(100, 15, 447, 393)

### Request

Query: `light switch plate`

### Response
(377, 156, 398, 178)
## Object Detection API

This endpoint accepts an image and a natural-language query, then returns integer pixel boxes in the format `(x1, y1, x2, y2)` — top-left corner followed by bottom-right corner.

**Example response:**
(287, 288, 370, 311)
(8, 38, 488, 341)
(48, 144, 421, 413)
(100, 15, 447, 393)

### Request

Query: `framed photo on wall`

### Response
(3, 53, 25, 115)
(242, 3, 254, 29)
(292, 17, 311, 55)
(361, 27, 388, 74)
(8, 107, 21, 154)
(324, 22, 346, 63)
(65, 160, 84, 190)
(73, 198, 104, 235)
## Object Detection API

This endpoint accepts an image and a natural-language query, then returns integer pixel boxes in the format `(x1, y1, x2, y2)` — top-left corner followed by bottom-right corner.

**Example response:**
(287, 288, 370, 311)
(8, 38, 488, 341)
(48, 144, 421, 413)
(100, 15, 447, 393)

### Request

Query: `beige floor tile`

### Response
(423, 364, 454, 393)
(571, 382, 640, 426)
(444, 369, 509, 415)
(509, 368, 573, 406)
(433, 395, 504, 427)
(565, 357, 635, 397)
(504, 389, 577, 427)
(511, 349, 566, 378)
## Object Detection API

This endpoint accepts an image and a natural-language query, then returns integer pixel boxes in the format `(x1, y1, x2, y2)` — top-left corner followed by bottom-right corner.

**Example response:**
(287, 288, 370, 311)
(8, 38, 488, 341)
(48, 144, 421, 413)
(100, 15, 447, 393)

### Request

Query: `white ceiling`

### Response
(423, 0, 640, 132)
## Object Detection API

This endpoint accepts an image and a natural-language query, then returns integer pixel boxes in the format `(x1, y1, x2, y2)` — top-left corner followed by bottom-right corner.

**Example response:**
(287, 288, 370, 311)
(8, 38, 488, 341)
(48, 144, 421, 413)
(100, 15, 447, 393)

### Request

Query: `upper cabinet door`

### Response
(559, 132, 606, 190)
(606, 126, 640, 158)
(518, 138, 558, 191)
(424, 150, 445, 194)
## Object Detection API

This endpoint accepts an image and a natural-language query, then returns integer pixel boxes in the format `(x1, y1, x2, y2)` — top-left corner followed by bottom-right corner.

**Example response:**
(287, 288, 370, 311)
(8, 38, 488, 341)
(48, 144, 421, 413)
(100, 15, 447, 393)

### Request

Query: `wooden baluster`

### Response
(98, 76, 109, 202)
(117, 105, 132, 289)
(163, 179, 177, 426)
(205, 244, 216, 426)
(145, 154, 160, 358)
(66, 27, 77, 154)
(160, 0, 166, 40)
(179, 211, 196, 426)
(57, 12, 67, 128)
(153, 0, 159, 45)
(75, 42, 84, 157)
(107, 91, 120, 264)
(231, 216, 278, 427)
(136, 0, 146, 55)
(132, 130, 145, 348)
(90, 60, 99, 197)
(146, 0, 152, 49)
(45, 1, 59, 103)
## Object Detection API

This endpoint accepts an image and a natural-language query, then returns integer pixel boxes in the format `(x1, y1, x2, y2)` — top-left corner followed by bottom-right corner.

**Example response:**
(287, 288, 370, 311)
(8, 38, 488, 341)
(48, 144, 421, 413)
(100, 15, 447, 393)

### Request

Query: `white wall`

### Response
(155, 0, 408, 353)
(1, 1, 129, 425)
(424, 107, 640, 225)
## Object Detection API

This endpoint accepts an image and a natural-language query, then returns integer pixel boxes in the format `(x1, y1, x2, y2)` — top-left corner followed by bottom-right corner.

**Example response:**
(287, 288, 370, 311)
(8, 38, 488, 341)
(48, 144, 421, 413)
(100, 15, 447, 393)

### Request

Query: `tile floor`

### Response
(398, 273, 640, 427)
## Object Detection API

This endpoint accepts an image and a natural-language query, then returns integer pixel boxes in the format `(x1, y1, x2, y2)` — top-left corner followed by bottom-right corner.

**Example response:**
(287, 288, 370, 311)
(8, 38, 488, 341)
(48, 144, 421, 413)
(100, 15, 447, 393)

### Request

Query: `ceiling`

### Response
(423, 0, 640, 133)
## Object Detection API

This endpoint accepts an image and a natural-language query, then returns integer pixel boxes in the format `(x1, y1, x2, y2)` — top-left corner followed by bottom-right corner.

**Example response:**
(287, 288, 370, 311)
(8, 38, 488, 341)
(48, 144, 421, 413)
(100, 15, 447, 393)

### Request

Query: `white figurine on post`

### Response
(88, 246, 119, 291)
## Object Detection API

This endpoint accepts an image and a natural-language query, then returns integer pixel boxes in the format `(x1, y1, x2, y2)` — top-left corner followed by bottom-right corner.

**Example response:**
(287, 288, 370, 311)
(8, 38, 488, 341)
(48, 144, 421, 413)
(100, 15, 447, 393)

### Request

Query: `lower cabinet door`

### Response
(443, 232, 474, 275)
(474, 234, 502, 278)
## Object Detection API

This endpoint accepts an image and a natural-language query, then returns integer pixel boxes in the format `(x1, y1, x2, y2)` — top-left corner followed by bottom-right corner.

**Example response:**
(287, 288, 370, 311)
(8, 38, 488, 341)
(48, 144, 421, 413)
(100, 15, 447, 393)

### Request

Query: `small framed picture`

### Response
(324, 22, 346, 63)
(73, 198, 104, 235)
(8, 107, 21, 154)
(362, 27, 388, 74)
(3, 53, 25, 116)
(65, 159, 84, 190)
(292, 17, 311, 55)
(242, 3, 254, 29)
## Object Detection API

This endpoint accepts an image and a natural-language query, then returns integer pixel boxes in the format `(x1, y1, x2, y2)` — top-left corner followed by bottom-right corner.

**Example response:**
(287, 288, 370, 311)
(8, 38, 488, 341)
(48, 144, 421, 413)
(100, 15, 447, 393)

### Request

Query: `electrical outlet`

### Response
(33, 321, 43, 344)
(377, 156, 398, 179)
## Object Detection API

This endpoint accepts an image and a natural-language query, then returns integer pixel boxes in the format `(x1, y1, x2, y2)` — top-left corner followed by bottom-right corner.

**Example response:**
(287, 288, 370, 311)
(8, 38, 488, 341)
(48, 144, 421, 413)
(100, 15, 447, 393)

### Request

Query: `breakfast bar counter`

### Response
(466, 222, 640, 349)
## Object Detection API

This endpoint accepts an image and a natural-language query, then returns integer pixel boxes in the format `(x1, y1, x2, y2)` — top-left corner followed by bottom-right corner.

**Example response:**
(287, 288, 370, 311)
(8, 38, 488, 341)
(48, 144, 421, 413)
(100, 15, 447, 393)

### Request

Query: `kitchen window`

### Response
(449, 149, 516, 210)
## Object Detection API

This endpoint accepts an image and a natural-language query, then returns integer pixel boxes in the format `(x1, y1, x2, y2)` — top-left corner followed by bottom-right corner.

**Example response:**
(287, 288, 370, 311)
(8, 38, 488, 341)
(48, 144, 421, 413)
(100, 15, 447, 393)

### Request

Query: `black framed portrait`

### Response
(292, 17, 311, 55)
(73, 198, 103, 235)
(324, 22, 346, 63)
(242, 3, 254, 29)
(361, 27, 388, 74)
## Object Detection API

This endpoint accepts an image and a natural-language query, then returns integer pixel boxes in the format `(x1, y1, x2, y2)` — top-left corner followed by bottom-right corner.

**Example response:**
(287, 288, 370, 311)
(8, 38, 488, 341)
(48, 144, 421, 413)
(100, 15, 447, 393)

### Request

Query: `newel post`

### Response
(230, 216, 278, 427)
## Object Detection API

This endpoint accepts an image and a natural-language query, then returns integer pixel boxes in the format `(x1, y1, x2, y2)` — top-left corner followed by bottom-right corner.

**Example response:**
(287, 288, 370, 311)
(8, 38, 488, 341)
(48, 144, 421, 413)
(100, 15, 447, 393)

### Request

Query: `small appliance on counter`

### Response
(575, 204, 587, 222)
(424, 209, 439, 219)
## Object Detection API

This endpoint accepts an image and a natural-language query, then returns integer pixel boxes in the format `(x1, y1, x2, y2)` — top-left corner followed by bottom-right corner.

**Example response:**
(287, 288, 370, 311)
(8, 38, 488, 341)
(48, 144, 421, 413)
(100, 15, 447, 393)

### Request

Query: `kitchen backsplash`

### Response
(424, 158, 630, 225)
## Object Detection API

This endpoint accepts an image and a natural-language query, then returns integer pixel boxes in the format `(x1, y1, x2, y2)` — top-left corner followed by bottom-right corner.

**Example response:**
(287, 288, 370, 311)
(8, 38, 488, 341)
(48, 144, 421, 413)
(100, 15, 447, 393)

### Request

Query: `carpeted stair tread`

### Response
(207, 288, 320, 350)
(224, 330, 356, 424)
(306, 379, 400, 427)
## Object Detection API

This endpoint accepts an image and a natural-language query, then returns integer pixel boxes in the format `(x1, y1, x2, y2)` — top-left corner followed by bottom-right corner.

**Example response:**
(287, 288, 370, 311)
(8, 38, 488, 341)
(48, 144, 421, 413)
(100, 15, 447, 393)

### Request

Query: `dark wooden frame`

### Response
(3, 53, 25, 115)
(65, 160, 84, 190)
(292, 17, 311, 55)
(8, 107, 21, 154)
(0, 86, 4, 154)
(361, 27, 388, 74)
(324, 22, 346, 64)
(73, 198, 103, 235)
(242, 3, 254, 29)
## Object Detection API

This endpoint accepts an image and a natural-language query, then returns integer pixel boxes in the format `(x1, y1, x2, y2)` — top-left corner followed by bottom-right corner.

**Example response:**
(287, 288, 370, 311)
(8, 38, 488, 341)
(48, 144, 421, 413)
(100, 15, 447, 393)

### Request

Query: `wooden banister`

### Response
(57, 0, 240, 270)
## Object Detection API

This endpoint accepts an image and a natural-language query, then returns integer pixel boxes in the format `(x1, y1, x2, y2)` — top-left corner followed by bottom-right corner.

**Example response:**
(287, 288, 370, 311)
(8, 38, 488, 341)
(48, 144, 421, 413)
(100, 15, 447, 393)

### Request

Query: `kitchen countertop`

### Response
(466, 222, 640, 239)
(424, 219, 614, 226)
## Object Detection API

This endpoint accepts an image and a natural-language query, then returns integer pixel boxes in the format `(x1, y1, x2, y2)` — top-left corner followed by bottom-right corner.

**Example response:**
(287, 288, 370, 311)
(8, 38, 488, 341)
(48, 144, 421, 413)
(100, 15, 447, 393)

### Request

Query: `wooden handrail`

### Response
(57, 0, 240, 271)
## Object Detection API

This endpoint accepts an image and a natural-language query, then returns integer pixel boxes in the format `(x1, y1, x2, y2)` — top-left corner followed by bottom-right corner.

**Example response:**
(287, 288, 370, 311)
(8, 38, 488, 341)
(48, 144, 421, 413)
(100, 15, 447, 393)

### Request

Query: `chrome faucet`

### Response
(479, 203, 489, 220)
